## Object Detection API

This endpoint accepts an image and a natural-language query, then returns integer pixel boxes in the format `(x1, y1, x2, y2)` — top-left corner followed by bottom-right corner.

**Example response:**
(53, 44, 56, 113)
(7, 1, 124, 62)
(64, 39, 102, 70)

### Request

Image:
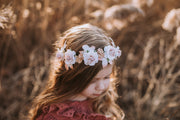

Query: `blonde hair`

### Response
(29, 24, 124, 120)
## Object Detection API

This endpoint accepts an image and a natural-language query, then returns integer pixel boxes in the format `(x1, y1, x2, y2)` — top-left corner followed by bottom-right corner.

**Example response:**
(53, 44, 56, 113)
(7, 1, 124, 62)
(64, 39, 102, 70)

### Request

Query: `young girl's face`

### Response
(71, 65, 113, 101)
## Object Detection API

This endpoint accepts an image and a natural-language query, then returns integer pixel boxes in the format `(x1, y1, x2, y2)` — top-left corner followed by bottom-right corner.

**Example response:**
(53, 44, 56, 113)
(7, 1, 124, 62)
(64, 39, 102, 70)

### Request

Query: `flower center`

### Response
(88, 55, 95, 62)
(109, 49, 115, 56)
(66, 56, 72, 61)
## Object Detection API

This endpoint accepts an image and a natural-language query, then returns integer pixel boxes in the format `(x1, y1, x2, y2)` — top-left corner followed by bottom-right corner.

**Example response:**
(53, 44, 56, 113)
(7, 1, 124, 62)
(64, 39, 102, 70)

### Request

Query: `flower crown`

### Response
(56, 42, 121, 70)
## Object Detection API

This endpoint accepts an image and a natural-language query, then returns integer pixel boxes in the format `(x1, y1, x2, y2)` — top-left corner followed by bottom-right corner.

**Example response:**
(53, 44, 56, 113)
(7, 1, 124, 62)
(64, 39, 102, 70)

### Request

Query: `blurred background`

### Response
(0, 0, 180, 120)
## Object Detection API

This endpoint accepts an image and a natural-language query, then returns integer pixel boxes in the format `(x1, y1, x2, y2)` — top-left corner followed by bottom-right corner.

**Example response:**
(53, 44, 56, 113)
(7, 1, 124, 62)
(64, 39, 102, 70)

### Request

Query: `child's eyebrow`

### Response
(95, 73, 111, 79)
(105, 73, 111, 77)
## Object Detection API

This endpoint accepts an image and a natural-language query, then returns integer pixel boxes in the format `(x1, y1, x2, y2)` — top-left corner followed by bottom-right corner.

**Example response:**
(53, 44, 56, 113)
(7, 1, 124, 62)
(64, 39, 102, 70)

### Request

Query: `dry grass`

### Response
(0, 0, 180, 120)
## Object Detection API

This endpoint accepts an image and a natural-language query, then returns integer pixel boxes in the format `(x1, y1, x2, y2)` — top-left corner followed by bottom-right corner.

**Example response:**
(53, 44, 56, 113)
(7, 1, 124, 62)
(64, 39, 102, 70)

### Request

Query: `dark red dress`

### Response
(37, 99, 111, 120)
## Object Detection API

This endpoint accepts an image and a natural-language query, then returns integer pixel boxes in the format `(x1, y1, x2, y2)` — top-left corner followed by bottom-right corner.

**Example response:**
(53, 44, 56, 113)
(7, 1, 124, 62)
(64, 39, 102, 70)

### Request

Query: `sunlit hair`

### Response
(29, 24, 124, 120)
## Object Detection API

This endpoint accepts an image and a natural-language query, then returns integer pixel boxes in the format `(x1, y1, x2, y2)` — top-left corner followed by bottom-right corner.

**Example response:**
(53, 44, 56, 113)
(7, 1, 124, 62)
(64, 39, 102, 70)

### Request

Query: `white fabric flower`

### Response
(83, 50, 98, 66)
(115, 46, 122, 57)
(82, 45, 95, 52)
(56, 48, 64, 61)
(56, 43, 122, 69)
(104, 45, 116, 61)
(65, 49, 76, 67)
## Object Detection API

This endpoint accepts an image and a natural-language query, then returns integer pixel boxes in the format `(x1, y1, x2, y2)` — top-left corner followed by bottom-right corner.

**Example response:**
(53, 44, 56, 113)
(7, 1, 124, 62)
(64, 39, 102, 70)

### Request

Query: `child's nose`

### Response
(95, 80, 105, 91)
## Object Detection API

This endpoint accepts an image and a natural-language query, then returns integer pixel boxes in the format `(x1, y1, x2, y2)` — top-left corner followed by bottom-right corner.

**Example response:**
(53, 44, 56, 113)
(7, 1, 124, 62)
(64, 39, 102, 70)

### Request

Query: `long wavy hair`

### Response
(29, 24, 124, 120)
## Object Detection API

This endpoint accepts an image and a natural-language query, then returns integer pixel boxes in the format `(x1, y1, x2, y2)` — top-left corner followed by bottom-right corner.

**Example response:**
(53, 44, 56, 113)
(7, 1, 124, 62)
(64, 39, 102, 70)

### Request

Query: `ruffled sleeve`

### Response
(36, 100, 111, 120)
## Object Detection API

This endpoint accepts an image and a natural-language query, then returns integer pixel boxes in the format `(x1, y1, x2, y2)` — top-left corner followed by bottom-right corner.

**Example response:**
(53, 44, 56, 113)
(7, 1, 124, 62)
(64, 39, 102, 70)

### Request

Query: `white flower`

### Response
(115, 46, 122, 57)
(56, 43, 122, 69)
(56, 48, 64, 61)
(83, 50, 98, 66)
(104, 45, 116, 61)
(82, 45, 95, 52)
(65, 49, 76, 67)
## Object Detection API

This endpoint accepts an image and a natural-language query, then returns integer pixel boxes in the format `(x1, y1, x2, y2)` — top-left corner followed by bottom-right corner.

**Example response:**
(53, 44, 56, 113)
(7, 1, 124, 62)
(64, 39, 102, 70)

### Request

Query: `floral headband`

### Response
(56, 42, 121, 70)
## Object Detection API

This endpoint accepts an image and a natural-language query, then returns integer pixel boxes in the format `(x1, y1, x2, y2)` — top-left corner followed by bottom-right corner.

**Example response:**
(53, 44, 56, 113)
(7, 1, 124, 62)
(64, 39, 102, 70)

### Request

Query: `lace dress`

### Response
(36, 99, 111, 120)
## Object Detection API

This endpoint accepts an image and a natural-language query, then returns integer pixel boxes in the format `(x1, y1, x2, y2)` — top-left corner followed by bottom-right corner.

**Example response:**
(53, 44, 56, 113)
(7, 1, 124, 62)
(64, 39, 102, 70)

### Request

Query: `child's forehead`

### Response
(94, 65, 113, 78)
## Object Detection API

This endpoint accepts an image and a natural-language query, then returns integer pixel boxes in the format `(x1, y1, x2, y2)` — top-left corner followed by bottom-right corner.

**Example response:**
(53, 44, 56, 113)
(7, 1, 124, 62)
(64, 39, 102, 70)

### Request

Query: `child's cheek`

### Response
(88, 83, 96, 92)
(105, 79, 110, 89)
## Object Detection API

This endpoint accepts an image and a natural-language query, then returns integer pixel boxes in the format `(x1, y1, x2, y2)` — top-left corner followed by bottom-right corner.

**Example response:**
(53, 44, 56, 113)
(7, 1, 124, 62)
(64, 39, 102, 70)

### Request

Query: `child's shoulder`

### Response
(42, 100, 90, 112)
(36, 100, 110, 120)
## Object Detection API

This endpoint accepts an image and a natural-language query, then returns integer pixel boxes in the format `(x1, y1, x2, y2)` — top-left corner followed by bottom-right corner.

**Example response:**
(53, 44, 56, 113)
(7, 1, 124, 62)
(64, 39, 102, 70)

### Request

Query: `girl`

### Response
(29, 24, 124, 120)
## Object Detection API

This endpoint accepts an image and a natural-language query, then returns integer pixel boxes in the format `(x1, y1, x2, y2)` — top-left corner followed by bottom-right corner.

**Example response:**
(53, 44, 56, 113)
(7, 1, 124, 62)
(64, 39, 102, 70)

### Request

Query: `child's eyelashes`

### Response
(91, 77, 110, 83)
(104, 76, 110, 79)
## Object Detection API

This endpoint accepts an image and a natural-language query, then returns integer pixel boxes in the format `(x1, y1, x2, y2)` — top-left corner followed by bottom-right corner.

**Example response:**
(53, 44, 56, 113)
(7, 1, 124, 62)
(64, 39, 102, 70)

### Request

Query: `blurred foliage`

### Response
(0, 0, 180, 120)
